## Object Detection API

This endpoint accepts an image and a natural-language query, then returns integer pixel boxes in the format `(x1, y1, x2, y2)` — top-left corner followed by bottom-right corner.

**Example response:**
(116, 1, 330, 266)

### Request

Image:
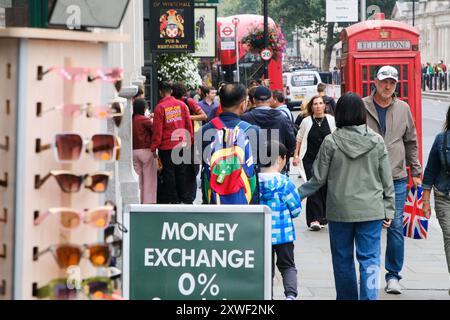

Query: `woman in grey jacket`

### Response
(298, 93, 395, 300)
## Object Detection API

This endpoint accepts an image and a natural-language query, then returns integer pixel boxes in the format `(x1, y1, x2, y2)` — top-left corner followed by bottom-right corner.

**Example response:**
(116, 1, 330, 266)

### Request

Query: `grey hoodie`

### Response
(298, 125, 395, 223)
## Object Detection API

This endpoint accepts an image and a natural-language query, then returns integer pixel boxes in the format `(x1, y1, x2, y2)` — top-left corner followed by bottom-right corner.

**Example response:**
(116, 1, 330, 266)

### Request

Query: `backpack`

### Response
(279, 108, 299, 138)
(203, 117, 257, 205)
(324, 96, 336, 116)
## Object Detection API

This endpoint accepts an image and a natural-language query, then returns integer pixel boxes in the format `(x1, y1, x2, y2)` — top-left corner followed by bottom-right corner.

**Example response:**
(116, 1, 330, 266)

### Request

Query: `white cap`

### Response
(377, 66, 399, 82)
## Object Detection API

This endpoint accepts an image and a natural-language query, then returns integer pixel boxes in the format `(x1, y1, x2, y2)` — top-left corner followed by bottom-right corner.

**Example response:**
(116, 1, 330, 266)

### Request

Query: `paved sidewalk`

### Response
(422, 90, 450, 101)
(273, 188, 450, 300)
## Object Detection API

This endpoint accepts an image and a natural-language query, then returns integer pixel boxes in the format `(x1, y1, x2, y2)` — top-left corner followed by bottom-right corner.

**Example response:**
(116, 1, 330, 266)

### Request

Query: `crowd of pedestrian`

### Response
(423, 60, 447, 78)
(422, 60, 449, 90)
(131, 65, 450, 301)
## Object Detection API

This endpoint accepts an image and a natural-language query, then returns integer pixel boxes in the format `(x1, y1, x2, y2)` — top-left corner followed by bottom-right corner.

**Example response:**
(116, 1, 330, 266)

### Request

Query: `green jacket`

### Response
(298, 125, 395, 223)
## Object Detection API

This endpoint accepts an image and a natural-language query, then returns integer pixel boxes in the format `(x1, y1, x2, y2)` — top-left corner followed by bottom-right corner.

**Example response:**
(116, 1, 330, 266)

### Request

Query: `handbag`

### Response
(403, 185, 429, 240)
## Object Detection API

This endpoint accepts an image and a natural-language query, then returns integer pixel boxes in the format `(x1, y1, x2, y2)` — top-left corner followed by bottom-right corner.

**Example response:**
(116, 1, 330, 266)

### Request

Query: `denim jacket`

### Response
(423, 131, 450, 195)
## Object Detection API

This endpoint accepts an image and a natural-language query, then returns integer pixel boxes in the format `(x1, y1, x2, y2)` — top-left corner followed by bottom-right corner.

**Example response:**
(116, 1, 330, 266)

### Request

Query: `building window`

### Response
(0, 0, 51, 28)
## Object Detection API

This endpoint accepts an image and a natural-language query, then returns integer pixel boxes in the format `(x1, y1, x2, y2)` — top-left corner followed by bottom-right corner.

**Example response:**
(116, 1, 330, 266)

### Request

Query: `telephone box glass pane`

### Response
(370, 66, 378, 80)
(359, 62, 412, 103)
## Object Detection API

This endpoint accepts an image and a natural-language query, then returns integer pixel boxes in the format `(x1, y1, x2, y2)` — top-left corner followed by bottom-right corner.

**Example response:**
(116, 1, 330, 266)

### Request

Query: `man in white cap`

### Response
(363, 66, 422, 295)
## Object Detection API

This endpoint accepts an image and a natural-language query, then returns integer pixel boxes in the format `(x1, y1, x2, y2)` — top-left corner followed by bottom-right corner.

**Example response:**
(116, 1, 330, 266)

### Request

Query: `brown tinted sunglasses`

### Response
(35, 170, 111, 193)
(33, 243, 113, 268)
(36, 134, 121, 163)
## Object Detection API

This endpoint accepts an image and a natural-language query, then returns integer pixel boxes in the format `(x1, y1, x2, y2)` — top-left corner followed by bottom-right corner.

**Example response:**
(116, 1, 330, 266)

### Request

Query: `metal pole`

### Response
(263, 0, 269, 79)
(413, 0, 416, 26)
(297, 26, 300, 59)
(361, 0, 366, 22)
(319, 25, 322, 71)
(235, 23, 240, 84)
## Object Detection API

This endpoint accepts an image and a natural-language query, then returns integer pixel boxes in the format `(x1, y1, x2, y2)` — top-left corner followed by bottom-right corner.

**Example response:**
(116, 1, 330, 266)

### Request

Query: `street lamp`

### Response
(361, 0, 366, 21)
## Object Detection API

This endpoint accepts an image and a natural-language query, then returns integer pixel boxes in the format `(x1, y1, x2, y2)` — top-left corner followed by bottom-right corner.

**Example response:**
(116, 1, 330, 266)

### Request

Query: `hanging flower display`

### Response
(157, 53, 202, 90)
(241, 24, 287, 61)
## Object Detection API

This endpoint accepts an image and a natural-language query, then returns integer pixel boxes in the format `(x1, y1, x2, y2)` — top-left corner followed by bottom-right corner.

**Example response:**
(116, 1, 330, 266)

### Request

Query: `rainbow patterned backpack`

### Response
(203, 118, 257, 205)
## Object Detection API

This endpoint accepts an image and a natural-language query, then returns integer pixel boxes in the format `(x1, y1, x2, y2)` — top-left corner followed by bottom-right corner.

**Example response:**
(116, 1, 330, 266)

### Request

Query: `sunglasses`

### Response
(378, 70, 399, 78)
(36, 134, 121, 163)
(38, 66, 123, 92)
(37, 67, 90, 81)
(34, 206, 114, 231)
(35, 170, 111, 193)
(0, 173, 7, 188)
(34, 243, 113, 268)
(0, 136, 9, 151)
(88, 68, 123, 83)
(41, 103, 124, 127)
(34, 277, 114, 300)
(0, 208, 7, 224)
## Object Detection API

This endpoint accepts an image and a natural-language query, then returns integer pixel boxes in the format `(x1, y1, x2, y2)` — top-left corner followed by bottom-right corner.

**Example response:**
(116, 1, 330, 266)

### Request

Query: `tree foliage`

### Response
(217, 0, 397, 70)
(218, 0, 261, 17)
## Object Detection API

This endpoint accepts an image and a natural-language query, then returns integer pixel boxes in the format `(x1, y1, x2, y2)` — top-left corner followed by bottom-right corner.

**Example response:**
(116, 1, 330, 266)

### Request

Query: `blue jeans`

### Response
(385, 178, 408, 282)
(329, 220, 383, 300)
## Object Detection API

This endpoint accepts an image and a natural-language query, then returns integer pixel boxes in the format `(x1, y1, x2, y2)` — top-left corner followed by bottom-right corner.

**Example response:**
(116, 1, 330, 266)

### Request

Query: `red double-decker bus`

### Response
(216, 14, 283, 91)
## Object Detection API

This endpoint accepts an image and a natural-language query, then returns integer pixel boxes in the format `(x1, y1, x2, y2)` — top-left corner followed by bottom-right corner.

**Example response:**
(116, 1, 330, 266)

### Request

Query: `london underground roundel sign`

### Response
(261, 49, 273, 61)
(221, 27, 234, 37)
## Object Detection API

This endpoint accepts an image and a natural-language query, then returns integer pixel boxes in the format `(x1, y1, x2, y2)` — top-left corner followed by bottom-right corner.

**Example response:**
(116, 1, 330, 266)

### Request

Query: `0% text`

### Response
(178, 273, 220, 298)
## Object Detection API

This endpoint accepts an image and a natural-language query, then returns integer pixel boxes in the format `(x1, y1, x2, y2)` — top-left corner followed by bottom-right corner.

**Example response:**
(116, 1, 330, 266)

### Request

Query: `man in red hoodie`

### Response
(151, 81, 194, 204)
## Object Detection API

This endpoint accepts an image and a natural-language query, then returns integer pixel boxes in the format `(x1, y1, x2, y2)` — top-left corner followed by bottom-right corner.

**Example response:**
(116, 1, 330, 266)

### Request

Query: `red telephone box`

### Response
(340, 13, 423, 164)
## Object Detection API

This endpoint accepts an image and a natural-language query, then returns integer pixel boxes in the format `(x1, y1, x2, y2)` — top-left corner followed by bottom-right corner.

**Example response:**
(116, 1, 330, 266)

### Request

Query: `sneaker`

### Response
(385, 279, 402, 295)
(286, 296, 296, 301)
(310, 221, 321, 232)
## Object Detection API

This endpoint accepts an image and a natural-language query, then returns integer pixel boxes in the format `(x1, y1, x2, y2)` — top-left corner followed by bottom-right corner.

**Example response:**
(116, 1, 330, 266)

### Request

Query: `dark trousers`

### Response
(158, 149, 190, 204)
(185, 150, 200, 204)
(272, 242, 298, 299)
(304, 160, 328, 227)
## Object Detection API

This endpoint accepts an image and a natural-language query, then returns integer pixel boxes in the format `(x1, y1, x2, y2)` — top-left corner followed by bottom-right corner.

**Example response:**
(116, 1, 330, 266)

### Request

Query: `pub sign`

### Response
(151, 0, 195, 53)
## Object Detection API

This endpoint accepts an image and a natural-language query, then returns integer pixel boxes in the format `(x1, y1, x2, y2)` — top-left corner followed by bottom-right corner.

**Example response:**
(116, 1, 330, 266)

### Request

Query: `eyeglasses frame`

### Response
(34, 277, 114, 300)
(35, 133, 120, 163)
(34, 170, 112, 193)
(33, 243, 113, 269)
(34, 206, 115, 231)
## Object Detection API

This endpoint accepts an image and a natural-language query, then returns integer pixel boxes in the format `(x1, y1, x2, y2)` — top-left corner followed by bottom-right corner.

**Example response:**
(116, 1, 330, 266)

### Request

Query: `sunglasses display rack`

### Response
(0, 39, 18, 300)
(0, 28, 128, 300)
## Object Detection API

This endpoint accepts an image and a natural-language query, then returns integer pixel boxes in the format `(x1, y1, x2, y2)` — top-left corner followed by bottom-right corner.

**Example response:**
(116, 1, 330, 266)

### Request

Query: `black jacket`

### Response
(241, 107, 297, 156)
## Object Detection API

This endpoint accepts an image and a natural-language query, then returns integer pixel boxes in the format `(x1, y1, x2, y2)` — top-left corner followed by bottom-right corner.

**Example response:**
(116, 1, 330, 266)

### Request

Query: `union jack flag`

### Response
(403, 185, 429, 240)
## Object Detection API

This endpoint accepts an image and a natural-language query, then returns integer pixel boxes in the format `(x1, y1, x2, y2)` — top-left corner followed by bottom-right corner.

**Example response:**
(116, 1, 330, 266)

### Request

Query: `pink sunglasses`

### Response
(37, 67, 123, 85)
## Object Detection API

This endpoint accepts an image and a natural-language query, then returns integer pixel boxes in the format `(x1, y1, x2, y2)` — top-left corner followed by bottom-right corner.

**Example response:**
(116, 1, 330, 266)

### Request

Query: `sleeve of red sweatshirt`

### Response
(188, 98, 202, 114)
(150, 105, 164, 153)
(183, 103, 194, 145)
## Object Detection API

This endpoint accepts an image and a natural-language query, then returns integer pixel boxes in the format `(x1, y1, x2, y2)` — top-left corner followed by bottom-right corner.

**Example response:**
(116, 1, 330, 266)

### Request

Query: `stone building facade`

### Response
(392, 0, 450, 65)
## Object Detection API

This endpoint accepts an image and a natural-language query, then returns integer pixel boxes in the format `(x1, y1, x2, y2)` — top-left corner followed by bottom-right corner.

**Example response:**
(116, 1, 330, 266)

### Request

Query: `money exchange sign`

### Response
(124, 205, 271, 300)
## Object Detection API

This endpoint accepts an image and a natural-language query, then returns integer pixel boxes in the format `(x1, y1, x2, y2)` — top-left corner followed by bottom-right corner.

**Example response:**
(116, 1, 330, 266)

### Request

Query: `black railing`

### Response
(422, 72, 450, 91)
